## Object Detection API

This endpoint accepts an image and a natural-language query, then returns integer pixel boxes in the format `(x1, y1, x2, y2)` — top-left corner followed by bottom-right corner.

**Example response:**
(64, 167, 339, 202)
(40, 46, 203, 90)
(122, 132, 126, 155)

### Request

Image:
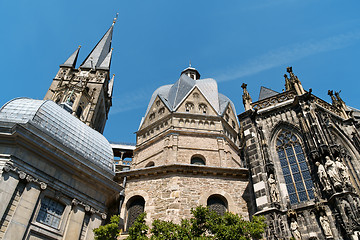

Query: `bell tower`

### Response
(44, 17, 117, 133)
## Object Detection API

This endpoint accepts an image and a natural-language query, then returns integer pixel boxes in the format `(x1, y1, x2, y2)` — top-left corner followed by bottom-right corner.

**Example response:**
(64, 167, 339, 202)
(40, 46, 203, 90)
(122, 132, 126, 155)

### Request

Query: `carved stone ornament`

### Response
(324, 156, 342, 190)
(290, 218, 302, 240)
(268, 173, 280, 202)
(335, 157, 351, 188)
(72, 198, 106, 218)
(4, 163, 47, 190)
(319, 211, 333, 239)
(315, 162, 332, 192)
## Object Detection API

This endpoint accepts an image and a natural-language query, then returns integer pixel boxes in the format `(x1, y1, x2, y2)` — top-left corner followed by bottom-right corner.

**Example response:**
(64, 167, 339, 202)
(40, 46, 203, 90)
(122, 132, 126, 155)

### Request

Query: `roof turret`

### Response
(60, 45, 81, 68)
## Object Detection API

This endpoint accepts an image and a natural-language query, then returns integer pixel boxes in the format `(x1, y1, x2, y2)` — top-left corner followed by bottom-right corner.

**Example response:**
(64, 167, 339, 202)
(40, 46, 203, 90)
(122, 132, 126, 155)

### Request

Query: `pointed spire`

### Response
(97, 48, 113, 70)
(60, 46, 81, 68)
(108, 74, 115, 97)
(80, 18, 116, 69)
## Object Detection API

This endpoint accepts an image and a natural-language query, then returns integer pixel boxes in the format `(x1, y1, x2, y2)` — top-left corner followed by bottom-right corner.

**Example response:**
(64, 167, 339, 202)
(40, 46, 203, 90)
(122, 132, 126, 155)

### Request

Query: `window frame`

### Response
(274, 129, 314, 205)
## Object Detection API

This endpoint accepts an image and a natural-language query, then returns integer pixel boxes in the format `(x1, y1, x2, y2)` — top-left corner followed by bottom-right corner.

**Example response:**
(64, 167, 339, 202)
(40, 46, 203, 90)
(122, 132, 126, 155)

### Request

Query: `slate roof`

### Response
(60, 46, 81, 68)
(143, 74, 237, 125)
(80, 23, 114, 69)
(0, 98, 114, 176)
(258, 86, 279, 101)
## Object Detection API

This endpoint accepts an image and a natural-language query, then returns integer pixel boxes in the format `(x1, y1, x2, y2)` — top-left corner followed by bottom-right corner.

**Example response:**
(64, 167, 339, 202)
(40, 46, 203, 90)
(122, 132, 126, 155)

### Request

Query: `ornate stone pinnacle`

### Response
(241, 83, 247, 89)
(287, 66, 293, 73)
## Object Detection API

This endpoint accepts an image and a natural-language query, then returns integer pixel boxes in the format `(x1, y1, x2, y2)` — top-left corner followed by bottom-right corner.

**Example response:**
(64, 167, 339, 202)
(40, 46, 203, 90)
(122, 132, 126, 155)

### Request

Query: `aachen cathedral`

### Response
(0, 18, 360, 240)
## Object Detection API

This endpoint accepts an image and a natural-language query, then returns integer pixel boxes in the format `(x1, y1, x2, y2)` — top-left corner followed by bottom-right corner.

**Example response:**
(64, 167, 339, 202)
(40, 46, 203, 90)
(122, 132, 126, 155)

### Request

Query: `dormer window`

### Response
(185, 102, 194, 112)
(199, 103, 207, 114)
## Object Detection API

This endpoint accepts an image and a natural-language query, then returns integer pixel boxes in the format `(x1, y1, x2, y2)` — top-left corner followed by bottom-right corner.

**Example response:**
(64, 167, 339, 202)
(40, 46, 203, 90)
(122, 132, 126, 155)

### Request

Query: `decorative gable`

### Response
(140, 95, 170, 130)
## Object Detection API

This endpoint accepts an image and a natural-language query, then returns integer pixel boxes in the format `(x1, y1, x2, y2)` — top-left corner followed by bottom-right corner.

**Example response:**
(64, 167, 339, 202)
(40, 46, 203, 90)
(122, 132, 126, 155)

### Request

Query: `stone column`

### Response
(2, 182, 41, 240)
(63, 204, 86, 240)
(85, 213, 103, 240)
(0, 170, 19, 218)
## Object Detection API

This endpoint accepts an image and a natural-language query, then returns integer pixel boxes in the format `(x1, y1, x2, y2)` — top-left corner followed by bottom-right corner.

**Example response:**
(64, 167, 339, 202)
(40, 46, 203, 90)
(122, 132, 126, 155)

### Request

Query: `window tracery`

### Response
(198, 103, 207, 114)
(276, 129, 314, 204)
(185, 102, 194, 112)
(126, 196, 145, 232)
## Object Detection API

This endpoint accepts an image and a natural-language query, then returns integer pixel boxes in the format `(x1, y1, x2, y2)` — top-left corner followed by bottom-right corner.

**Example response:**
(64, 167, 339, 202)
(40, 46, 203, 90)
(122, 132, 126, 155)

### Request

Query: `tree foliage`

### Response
(126, 206, 266, 240)
(93, 215, 121, 240)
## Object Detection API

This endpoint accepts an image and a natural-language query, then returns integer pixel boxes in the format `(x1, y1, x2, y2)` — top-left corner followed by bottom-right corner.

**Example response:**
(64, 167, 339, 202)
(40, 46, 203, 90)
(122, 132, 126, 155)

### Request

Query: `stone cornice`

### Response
(71, 198, 107, 219)
(115, 164, 248, 181)
(3, 162, 47, 190)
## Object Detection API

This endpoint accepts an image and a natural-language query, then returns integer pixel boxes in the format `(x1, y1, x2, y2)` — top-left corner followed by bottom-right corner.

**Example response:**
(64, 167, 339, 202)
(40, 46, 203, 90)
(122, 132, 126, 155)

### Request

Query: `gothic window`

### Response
(225, 114, 229, 122)
(276, 129, 314, 204)
(185, 102, 194, 112)
(126, 196, 145, 232)
(156, 100, 160, 107)
(36, 197, 65, 229)
(191, 156, 205, 165)
(198, 103, 207, 114)
(149, 112, 155, 121)
(76, 106, 83, 118)
(158, 107, 165, 115)
(207, 195, 227, 216)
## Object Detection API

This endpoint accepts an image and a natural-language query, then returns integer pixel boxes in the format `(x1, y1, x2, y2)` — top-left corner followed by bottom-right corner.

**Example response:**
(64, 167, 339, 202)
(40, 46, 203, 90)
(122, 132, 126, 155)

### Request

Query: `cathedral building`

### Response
(239, 67, 360, 239)
(1, 18, 360, 240)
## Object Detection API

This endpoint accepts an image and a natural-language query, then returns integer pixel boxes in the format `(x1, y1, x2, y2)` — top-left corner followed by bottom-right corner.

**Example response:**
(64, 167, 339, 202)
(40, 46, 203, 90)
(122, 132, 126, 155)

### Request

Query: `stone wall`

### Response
(120, 172, 250, 226)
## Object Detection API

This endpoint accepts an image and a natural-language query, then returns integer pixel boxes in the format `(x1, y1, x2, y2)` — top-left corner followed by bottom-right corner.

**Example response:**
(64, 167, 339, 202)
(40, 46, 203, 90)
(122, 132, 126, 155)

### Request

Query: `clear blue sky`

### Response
(1, 0, 359, 144)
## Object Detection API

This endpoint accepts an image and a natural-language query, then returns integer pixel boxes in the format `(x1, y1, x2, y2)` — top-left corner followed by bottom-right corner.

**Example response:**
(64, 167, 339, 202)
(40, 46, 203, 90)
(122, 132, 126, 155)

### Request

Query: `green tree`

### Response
(126, 206, 266, 240)
(93, 215, 121, 240)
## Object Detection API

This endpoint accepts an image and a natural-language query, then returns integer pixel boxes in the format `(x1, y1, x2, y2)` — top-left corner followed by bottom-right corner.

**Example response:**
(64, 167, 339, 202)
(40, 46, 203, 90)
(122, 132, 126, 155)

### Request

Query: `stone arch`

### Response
(269, 122, 314, 205)
(199, 190, 237, 213)
(121, 190, 149, 224)
(191, 154, 206, 165)
(145, 161, 155, 167)
(125, 195, 145, 231)
(207, 194, 228, 216)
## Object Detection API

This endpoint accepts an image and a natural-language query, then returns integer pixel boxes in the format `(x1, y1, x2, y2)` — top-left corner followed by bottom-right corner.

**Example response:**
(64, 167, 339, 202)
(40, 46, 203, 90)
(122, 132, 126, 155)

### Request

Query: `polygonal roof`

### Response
(143, 73, 237, 123)
(0, 98, 114, 175)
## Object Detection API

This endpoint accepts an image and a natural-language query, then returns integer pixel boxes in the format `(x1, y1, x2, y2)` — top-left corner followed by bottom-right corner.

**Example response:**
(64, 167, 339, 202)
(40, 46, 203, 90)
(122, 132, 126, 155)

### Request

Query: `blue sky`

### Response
(1, 0, 359, 144)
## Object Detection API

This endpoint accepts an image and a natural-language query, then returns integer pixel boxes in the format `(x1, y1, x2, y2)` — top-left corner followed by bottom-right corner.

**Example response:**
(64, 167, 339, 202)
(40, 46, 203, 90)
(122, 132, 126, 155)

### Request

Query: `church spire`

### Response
(98, 48, 113, 70)
(80, 17, 117, 69)
(60, 45, 81, 68)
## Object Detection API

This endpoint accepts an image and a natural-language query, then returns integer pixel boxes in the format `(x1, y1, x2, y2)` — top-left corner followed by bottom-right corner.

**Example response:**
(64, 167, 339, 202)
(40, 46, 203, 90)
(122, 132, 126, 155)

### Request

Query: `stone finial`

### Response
(285, 67, 305, 95)
(241, 83, 252, 111)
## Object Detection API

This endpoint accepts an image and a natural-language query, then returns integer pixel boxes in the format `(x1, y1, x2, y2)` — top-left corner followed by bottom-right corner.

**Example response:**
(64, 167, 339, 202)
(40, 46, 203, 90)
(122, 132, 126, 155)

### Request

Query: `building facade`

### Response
(239, 67, 360, 239)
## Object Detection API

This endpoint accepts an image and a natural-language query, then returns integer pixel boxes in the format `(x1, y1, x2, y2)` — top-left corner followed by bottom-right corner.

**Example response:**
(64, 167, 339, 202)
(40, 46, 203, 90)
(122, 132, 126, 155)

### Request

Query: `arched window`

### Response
(76, 106, 83, 118)
(126, 196, 145, 232)
(191, 156, 205, 165)
(276, 129, 314, 204)
(207, 195, 227, 216)
(145, 162, 154, 167)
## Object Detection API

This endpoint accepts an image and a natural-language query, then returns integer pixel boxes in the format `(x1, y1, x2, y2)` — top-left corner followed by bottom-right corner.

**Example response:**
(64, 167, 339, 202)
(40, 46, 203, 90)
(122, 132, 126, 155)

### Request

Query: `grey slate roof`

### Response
(80, 24, 114, 69)
(0, 98, 114, 176)
(143, 74, 237, 126)
(258, 86, 279, 101)
(60, 46, 80, 68)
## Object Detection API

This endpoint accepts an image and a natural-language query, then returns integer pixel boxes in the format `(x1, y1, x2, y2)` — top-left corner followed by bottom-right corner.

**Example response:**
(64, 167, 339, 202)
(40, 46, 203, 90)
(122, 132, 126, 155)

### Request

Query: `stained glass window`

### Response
(36, 197, 65, 229)
(276, 130, 314, 204)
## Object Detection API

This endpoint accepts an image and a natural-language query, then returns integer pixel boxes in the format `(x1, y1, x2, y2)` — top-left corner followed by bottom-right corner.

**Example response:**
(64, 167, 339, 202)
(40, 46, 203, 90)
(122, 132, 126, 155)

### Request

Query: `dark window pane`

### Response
(298, 191, 308, 202)
(299, 162, 308, 171)
(287, 184, 295, 194)
(296, 182, 305, 191)
(305, 180, 314, 189)
(207, 196, 227, 216)
(294, 144, 303, 154)
(276, 140, 282, 146)
(284, 175, 293, 184)
(286, 147, 294, 157)
(297, 154, 305, 162)
(288, 156, 296, 164)
(289, 194, 298, 204)
(291, 164, 300, 173)
(36, 197, 65, 229)
(308, 189, 315, 199)
(291, 135, 297, 142)
(282, 166, 290, 175)
(302, 171, 311, 180)
(277, 149, 285, 159)
(293, 173, 302, 182)
(280, 158, 288, 167)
